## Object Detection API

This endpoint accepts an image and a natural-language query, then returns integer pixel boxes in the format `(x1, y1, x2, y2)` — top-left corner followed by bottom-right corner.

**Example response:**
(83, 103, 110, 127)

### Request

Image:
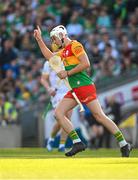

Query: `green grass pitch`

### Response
(0, 148, 138, 180)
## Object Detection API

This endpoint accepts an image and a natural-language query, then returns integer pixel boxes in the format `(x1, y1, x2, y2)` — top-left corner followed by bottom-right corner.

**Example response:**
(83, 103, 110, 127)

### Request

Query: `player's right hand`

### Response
(48, 88, 56, 97)
(34, 25, 42, 41)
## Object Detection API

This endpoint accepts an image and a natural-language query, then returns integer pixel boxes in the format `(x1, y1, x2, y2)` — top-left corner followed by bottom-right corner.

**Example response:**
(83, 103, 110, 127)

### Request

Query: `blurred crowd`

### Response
(0, 0, 138, 124)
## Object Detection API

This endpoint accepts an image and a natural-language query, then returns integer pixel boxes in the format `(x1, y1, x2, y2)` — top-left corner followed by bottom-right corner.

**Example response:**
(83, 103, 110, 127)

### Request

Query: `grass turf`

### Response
(0, 148, 138, 180)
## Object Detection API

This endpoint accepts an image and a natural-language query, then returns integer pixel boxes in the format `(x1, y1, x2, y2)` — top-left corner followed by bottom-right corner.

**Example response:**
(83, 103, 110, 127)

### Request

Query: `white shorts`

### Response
(51, 92, 67, 108)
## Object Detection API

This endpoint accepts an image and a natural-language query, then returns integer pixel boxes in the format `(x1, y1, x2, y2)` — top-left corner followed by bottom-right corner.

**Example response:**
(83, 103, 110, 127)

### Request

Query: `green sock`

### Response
(114, 131, 127, 148)
(69, 130, 81, 144)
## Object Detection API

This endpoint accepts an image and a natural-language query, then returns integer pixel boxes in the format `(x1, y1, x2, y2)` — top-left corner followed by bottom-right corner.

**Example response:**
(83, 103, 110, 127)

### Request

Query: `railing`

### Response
(95, 68, 138, 93)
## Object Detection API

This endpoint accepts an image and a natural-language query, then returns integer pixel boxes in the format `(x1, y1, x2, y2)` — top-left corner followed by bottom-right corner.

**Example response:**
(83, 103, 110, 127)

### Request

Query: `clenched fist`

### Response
(57, 70, 68, 79)
(34, 26, 42, 41)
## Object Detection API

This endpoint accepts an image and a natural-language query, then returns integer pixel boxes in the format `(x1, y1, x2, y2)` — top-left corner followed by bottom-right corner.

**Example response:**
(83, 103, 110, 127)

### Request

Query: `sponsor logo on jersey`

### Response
(74, 46, 83, 55)
(77, 81, 80, 85)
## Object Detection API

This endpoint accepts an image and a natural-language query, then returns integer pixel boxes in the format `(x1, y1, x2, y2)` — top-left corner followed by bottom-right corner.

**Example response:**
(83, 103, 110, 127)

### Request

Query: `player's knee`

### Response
(93, 112, 104, 123)
(54, 108, 64, 120)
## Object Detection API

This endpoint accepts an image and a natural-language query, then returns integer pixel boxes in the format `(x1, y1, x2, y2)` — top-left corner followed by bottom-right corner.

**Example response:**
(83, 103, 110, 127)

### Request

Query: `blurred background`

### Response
(0, 0, 138, 149)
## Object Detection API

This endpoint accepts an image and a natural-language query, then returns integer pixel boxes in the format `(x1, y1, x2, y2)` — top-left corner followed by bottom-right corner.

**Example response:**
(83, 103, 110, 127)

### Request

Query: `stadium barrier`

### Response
(0, 125, 22, 148)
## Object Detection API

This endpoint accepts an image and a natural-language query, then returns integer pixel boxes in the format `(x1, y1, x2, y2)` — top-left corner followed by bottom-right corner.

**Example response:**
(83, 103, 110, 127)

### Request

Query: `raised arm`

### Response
(34, 26, 54, 60)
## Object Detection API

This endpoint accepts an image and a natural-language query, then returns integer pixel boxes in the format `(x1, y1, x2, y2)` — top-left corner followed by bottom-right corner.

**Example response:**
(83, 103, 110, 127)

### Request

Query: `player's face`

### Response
(51, 35, 62, 48)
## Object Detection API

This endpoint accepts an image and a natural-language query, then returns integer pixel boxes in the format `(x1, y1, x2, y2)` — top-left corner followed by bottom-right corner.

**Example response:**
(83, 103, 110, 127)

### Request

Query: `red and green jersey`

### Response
(57, 40, 93, 88)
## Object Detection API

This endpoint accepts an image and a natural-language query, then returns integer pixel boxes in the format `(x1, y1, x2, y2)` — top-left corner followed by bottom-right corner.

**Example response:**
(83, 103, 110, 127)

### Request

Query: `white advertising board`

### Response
(98, 80, 138, 108)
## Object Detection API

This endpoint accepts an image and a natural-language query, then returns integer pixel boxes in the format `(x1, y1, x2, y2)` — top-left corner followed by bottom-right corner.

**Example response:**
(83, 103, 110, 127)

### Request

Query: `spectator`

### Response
(0, 23, 10, 46)
(46, 1, 62, 24)
(103, 43, 119, 61)
(66, 11, 83, 37)
(128, 14, 138, 28)
(97, 8, 111, 28)
(0, 93, 18, 125)
(121, 55, 137, 73)
(0, 69, 15, 95)
(98, 32, 116, 52)
(107, 57, 121, 76)
(0, 39, 18, 69)
(120, 34, 133, 57)
(113, 0, 127, 24)
(60, 6, 71, 26)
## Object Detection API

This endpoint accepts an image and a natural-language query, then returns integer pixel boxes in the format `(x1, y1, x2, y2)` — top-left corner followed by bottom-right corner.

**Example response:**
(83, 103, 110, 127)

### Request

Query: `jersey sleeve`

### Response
(71, 41, 85, 57)
(42, 61, 50, 74)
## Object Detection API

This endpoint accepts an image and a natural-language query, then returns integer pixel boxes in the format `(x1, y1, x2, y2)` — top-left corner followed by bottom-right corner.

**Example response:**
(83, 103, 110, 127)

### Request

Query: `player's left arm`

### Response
(68, 53, 90, 76)
(67, 43, 90, 76)
(57, 42, 90, 79)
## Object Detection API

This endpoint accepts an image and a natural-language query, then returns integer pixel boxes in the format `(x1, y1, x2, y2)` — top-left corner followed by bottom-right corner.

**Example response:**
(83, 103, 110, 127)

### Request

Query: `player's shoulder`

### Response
(43, 61, 49, 68)
(71, 40, 83, 50)
(71, 40, 83, 46)
(42, 61, 51, 72)
(71, 40, 84, 56)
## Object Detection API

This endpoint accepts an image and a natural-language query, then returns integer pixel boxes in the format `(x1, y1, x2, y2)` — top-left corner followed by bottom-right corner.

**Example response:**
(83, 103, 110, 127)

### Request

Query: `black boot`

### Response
(65, 142, 86, 157)
(120, 143, 132, 157)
